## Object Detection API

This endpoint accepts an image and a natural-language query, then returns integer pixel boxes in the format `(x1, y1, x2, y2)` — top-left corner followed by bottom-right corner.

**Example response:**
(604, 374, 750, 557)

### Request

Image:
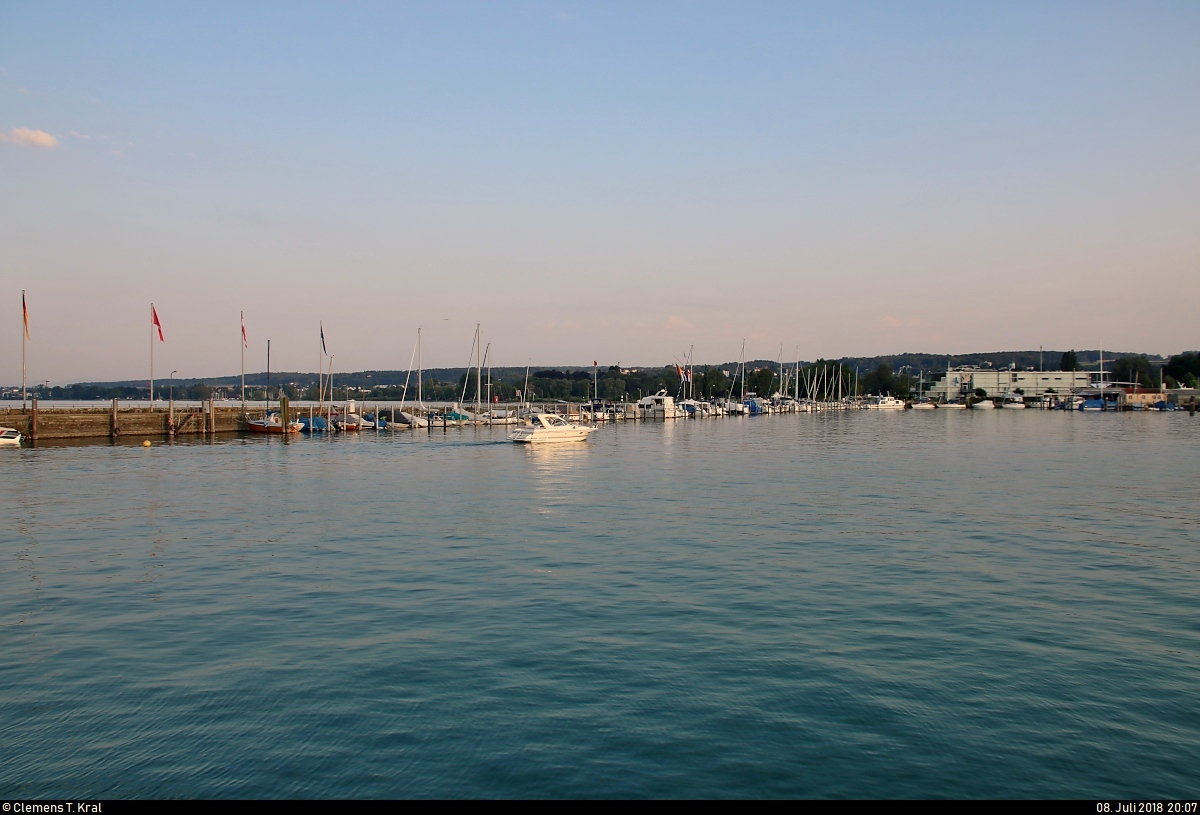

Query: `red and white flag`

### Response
(22, 290, 30, 340)
(241, 311, 248, 348)
(152, 305, 165, 342)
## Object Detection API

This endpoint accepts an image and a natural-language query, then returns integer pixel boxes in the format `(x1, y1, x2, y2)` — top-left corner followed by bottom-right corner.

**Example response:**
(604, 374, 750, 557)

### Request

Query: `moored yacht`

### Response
(637, 390, 684, 419)
(0, 426, 23, 446)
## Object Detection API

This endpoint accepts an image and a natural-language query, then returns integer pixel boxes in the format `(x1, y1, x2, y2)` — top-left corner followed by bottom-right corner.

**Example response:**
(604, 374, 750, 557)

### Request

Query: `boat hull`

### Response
(246, 419, 303, 434)
(509, 429, 594, 443)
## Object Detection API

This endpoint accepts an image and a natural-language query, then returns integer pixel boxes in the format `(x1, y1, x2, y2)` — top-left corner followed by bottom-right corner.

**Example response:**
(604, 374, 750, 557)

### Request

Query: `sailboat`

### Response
(247, 340, 302, 434)
(396, 327, 429, 427)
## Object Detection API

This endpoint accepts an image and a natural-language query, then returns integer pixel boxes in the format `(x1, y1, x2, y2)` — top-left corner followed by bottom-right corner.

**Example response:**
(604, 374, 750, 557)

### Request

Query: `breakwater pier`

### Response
(1, 399, 238, 441)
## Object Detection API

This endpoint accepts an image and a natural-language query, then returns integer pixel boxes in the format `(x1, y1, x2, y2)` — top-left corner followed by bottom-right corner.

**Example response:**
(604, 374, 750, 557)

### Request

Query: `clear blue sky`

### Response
(2, 2, 1198, 382)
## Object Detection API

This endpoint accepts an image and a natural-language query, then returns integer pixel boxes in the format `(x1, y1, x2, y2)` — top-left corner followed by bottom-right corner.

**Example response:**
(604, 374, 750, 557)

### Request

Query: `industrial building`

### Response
(922, 368, 1093, 402)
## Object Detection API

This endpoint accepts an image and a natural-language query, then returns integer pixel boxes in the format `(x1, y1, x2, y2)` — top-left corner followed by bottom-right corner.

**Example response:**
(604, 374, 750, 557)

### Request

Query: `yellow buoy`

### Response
(143, 440, 152, 447)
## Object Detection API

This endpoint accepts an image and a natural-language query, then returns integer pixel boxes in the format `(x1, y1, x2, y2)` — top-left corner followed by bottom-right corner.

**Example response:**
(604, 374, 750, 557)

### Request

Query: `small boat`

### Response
(912, 401, 938, 410)
(0, 427, 23, 446)
(509, 413, 596, 444)
(247, 414, 303, 434)
(970, 398, 996, 409)
(396, 410, 429, 428)
(297, 415, 329, 432)
(866, 396, 906, 410)
(940, 401, 967, 410)
(1000, 393, 1027, 409)
(743, 397, 770, 415)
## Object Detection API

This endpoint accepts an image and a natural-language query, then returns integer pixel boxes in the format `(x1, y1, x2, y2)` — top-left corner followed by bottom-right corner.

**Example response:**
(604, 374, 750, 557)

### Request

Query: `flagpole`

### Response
(241, 311, 246, 415)
(150, 303, 155, 404)
(21, 290, 27, 410)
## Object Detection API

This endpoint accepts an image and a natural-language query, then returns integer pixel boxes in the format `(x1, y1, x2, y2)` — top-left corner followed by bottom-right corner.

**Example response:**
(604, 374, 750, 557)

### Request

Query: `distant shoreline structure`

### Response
(1, 349, 1177, 393)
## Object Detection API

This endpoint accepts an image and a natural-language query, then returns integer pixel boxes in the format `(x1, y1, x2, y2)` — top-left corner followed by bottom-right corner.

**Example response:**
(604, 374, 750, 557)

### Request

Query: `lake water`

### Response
(2, 411, 1198, 798)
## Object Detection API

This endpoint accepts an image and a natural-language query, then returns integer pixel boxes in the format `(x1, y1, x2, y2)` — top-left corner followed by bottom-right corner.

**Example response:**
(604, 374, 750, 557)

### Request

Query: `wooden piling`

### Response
(30, 398, 37, 441)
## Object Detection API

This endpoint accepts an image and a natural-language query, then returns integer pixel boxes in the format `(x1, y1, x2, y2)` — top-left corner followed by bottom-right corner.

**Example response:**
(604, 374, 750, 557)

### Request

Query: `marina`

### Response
(4, 2, 1198, 800)
(2, 381, 1193, 443)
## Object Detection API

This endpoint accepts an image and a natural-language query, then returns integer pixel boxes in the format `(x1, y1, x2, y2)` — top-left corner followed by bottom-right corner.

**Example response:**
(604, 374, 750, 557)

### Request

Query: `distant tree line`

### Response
(10, 350, 1198, 402)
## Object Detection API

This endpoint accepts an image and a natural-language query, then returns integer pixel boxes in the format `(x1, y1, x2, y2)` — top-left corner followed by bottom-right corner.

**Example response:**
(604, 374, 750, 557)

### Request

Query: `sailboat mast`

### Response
(400, 329, 418, 412)
(475, 323, 482, 416)
(740, 340, 746, 401)
(417, 327, 423, 408)
(21, 290, 26, 410)
(241, 312, 246, 414)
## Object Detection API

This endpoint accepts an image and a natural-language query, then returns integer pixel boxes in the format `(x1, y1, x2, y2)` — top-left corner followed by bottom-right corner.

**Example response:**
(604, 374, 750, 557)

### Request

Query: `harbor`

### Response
(3, 383, 1194, 443)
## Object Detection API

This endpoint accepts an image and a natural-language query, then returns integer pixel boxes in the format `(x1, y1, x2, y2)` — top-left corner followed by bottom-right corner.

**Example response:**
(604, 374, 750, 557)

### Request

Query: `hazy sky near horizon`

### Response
(3, 2, 1198, 383)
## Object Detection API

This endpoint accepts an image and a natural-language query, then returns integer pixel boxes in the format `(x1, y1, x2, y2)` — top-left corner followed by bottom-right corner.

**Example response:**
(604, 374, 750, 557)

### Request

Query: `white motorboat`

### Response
(508, 413, 596, 444)
(0, 427, 23, 446)
(970, 398, 996, 409)
(866, 396, 906, 410)
(1000, 393, 1027, 409)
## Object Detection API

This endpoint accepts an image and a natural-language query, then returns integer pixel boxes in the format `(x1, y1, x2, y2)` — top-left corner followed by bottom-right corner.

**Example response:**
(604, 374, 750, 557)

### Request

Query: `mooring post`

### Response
(111, 398, 120, 438)
(30, 397, 37, 441)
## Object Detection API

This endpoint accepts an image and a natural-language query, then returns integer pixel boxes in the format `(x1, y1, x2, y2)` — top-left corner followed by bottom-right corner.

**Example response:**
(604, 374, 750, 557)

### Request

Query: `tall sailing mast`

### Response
(740, 340, 747, 402)
(475, 323, 482, 416)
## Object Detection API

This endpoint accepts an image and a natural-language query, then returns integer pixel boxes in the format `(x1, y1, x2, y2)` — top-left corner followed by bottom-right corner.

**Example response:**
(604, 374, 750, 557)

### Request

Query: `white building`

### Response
(923, 368, 1093, 401)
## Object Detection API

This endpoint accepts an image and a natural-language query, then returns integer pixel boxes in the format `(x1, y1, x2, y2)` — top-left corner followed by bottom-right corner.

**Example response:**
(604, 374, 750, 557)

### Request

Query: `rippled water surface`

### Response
(2, 411, 1198, 798)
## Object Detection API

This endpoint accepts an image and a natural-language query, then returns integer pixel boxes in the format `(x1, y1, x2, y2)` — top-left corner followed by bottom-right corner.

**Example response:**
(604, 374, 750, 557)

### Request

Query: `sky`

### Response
(2, 1, 1198, 384)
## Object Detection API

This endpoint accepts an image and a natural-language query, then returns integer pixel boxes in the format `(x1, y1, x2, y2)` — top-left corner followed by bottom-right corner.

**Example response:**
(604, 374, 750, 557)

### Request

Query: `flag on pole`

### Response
(320, 322, 327, 355)
(241, 313, 248, 347)
(152, 305, 165, 341)
(22, 291, 30, 340)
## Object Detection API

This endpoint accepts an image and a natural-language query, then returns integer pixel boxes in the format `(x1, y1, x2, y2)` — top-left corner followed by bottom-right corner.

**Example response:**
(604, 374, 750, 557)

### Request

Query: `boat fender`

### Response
(111, 426, 121, 437)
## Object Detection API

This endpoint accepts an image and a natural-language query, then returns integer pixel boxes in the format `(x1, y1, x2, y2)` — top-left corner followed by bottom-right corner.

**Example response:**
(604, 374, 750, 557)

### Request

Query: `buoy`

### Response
(143, 440, 152, 447)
